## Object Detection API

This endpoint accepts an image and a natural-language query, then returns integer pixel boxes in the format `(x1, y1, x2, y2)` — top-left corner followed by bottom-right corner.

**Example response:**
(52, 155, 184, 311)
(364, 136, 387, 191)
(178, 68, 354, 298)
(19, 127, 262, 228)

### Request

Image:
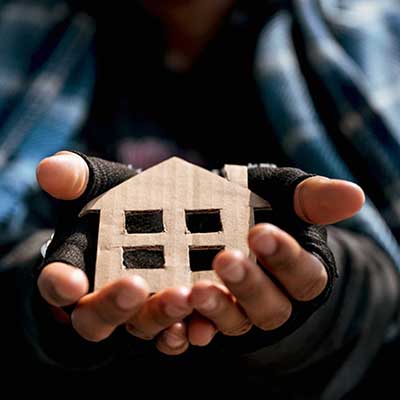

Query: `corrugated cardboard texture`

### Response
(81, 157, 270, 292)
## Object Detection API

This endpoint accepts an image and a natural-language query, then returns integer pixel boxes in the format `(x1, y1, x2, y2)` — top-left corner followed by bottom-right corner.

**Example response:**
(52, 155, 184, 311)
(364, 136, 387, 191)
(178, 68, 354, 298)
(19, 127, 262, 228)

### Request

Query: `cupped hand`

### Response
(188, 176, 365, 346)
(37, 151, 192, 355)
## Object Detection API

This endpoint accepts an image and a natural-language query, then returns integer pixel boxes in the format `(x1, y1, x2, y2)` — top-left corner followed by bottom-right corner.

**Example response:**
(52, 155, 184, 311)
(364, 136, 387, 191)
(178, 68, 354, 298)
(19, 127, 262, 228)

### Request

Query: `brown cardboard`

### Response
(80, 157, 270, 292)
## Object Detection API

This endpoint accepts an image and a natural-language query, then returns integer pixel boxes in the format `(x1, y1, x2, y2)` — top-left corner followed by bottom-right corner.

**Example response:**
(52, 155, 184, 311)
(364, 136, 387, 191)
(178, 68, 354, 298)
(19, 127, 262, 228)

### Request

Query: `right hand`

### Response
(36, 151, 207, 355)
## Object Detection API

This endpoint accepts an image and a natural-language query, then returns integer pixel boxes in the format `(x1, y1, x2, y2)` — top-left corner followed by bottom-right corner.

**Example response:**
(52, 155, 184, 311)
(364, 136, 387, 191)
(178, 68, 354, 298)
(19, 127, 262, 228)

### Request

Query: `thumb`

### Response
(36, 151, 89, 200)
(294, 176, 365, 225)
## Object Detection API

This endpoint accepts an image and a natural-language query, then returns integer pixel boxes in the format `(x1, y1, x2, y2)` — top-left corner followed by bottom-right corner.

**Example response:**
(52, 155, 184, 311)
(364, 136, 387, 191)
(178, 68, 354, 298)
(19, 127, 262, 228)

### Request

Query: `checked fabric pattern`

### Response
(1, 0, 400, 270)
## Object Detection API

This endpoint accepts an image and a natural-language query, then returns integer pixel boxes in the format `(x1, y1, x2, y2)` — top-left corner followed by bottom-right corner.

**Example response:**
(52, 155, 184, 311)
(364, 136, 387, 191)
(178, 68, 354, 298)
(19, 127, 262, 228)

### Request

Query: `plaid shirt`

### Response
(1, 0, 400, 269)
(256, 0, 400, 267)
(0, 0, 95, 243)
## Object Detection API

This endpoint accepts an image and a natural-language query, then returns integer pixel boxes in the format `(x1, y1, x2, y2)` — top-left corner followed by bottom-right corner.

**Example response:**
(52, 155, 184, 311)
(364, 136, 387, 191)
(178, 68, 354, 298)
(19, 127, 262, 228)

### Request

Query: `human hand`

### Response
(36, 152, 364, 357)
(187, 170, 365, 350)
(36, 151, 193, 355)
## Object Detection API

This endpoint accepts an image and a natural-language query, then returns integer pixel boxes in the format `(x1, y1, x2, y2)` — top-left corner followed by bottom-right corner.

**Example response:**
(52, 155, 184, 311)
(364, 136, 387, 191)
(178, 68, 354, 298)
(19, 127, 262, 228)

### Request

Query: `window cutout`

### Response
(254, 207, 275, 225)
(185, 209, 222, 233)
(123, 247, 165, 269)
(189, 246, 224, 272)
(125, 210, 163, 233)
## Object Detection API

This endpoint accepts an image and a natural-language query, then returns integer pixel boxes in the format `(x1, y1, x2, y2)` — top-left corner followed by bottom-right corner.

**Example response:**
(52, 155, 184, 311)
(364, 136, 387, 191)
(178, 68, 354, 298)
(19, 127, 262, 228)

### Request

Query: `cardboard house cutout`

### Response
(80, 157, 270, 292)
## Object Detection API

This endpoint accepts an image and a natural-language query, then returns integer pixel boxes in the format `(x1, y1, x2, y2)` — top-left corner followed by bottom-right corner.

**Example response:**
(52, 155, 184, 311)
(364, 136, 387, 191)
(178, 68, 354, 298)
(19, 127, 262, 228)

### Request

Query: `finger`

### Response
(190, 281, 252, 336)
(38, 262, 89, 307)
(294, 176, 365, 225)
(126, 287, 192, 340)
(71, 276, 149, 342)
(249, 223, 328, 301)
(214, 250, 292, 331)
(187, 311, 217, 346)
(156, 322, 190, 355)
(36, 151, 89, 200)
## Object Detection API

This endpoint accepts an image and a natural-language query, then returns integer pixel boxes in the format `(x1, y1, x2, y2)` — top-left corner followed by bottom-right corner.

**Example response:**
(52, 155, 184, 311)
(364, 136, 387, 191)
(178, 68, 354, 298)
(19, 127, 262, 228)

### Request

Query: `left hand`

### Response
(156, 176, 365, 354)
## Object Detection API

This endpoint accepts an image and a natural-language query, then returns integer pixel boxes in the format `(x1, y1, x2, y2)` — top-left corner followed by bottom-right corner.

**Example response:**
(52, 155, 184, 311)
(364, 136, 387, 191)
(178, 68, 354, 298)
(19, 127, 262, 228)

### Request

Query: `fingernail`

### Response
(252, 229, 278, 256)
(165, 304, 188, 318)
(116, 289, 138, 310)
(165, 333, 186, 349)
(219, 262, 245, 283)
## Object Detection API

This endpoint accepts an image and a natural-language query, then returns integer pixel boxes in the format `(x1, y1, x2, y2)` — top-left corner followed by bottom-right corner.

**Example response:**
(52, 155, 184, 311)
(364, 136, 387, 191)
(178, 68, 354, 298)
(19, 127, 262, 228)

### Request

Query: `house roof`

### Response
(80, 157, 269, 215)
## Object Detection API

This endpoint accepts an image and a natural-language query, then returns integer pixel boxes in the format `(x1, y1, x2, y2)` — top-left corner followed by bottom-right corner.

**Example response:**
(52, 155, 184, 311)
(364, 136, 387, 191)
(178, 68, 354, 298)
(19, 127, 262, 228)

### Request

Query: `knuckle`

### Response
(156, 340, 189, 356)
(197, 296, 224, 317)
(72, 320, 109, 342)
(98, 314, 118, 327)
(295, 269, 328, 301)
(221, 318, 253, 336)
(154, 307, 173, 327)
(86, 300, 124, 326)
(81, 331, 109, 342)
(269, 250, 299, 272)
(231, 278, 259, 301)
(254, 303, 292, 331)
(125, 323, 155, 340)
